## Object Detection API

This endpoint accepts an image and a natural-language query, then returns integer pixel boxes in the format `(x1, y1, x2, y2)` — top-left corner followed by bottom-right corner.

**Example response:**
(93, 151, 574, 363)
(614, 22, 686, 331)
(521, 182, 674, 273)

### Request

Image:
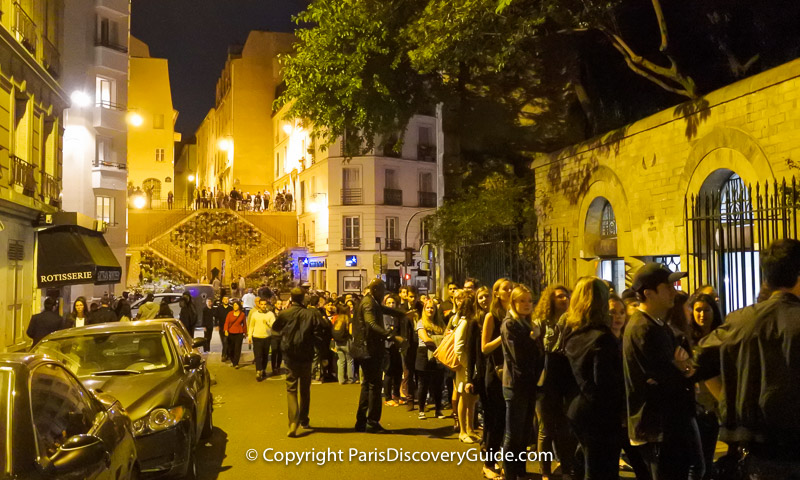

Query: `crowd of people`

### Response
(26, 238, 800, 479)
(189, 186, 295, 212)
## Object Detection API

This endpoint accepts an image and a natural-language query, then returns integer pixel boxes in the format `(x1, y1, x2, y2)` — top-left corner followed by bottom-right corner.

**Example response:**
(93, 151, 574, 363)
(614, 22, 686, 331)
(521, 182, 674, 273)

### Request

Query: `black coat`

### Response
(273, 302, 331, 363)
(695, 291, 800, 446)
(564, 325, 624, 432)
(214, 303, 233, 327)
(88, 306, 118, 325)
(350, 293, 403, 360)
(27, 310, 63, 345)
(500, 313, 544, 396)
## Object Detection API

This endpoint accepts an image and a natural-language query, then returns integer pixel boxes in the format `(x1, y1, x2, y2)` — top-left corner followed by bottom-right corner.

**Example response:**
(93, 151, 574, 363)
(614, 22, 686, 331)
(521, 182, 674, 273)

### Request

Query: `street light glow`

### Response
(218, 138, 232, 151)
(283, 123, 293, 135)
(70, 91, 91, 108)
(188, 174, 195, 182)
(127, 112, 144, 127)
(132, 195, 146, 209)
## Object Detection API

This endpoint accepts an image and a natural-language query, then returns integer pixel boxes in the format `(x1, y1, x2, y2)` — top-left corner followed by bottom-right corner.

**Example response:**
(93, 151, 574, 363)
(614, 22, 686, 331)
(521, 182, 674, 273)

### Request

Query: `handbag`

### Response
(433, 330, 460, 371)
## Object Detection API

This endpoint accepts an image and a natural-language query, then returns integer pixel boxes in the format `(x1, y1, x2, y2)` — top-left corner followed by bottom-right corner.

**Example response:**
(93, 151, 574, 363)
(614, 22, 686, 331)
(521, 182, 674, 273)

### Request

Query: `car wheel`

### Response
(201, 400, 213, 439)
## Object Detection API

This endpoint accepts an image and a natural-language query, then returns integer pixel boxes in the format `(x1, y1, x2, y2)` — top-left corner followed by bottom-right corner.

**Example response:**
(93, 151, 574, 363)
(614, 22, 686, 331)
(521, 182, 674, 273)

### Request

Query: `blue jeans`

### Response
(336, 343, 353, 384)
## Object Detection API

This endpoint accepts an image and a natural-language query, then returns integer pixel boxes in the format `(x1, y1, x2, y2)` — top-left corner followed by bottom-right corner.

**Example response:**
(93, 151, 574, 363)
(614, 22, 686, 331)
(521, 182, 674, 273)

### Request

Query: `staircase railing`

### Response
(149, 236, 202, 278)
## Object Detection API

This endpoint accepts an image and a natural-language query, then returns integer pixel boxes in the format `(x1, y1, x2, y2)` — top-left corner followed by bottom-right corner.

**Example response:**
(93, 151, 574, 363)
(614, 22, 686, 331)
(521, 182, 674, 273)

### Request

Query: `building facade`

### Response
(274, 109, 438, 294)
(194, 31, 295, 197)
(0, 0, 67, 350)
(61, 0, 129, 299)
(127, 36, 180, 209)
(534, 57, 800, 314)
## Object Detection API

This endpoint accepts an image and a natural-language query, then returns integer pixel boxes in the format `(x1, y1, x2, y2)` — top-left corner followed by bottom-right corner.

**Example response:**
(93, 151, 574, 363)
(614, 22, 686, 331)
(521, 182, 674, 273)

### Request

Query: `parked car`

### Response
(130, 293, 183, 319)
(33, 321, 212, 479)
(0, 353, 138, 479)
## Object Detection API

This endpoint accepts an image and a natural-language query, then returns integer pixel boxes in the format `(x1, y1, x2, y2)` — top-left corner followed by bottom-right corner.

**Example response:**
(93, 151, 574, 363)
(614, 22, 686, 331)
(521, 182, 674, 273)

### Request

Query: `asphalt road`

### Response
(193, 334, 641, 480)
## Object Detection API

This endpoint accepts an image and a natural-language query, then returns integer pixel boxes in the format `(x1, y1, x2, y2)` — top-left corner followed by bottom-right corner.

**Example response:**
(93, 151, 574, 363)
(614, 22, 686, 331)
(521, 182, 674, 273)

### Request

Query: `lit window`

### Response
(96, 196, 114, 225)
(155, 148, 165, 162)
(600, 201, 617, 238)
(96, 76, 114, 108)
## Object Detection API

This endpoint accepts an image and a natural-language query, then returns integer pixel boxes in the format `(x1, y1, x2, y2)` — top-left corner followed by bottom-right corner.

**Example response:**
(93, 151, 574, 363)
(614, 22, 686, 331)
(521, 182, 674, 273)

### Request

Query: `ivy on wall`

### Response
(169, 211, 263, 257)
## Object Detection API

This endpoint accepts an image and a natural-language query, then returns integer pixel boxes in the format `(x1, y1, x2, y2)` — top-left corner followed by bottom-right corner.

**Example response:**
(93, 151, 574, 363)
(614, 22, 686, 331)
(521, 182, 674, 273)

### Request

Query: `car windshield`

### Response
(35, 332, 174, 376)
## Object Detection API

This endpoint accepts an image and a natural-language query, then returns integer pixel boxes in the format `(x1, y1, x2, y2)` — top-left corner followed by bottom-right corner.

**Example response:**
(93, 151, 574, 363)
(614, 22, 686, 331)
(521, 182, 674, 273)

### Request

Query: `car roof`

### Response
(0, 352, 57, 370)
(42, 321, 169, 340)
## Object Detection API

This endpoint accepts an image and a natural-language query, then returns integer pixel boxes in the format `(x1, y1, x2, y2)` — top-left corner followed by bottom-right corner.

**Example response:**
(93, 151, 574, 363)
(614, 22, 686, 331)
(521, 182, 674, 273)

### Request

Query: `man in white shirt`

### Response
(241, 288, 256, 317)
(248, 297, 276, 381)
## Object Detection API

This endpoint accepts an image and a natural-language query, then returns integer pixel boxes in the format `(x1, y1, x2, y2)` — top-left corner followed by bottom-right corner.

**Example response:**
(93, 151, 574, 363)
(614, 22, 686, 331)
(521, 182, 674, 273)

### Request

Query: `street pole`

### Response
(404, 208, 436, 288)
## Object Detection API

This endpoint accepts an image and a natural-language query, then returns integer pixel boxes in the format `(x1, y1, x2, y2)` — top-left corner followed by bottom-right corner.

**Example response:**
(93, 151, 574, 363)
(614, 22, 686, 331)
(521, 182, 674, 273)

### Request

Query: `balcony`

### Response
(41, 172, 60, 206)
(93, 159, 127, 170)
(13, 2, 37, 55)
(419, 191, 437, 207)
(383, 188, 402, 206)
(96, 0, 130, 15)
(42, 37, 60, 79)
(9, 155, 36, 197)
(385, 238, 402, 251)
(417, 144, 436, 162)
(93, 104, 126, 132)
(342, 238, 361, 250)
(341, 188, 363, 205)
(95, 42, 128, 73)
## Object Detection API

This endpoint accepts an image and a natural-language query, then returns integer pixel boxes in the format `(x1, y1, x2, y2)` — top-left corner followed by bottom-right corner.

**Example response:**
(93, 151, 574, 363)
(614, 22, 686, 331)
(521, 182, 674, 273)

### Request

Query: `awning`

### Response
(37, 225, 122, 288)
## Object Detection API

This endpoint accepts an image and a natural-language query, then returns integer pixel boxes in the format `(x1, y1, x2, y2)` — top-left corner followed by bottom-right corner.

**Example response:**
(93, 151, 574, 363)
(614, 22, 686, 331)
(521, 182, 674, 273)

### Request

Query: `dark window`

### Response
(600, 201, 617, 238)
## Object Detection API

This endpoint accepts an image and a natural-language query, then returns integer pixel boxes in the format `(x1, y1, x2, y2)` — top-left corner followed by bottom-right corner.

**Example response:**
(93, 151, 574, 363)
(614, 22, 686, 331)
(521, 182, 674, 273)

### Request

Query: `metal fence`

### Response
(453, 228, 569, 297)
(685, 176, 799, 315)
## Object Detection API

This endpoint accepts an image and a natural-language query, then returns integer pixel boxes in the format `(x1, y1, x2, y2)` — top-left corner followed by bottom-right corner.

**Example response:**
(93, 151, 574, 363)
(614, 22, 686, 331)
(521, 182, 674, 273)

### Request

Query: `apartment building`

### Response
(0, 0, 67, 350)
(195, 31, 295, 196)
(61, 0, 129, 299)
(274, 109, 438, 294)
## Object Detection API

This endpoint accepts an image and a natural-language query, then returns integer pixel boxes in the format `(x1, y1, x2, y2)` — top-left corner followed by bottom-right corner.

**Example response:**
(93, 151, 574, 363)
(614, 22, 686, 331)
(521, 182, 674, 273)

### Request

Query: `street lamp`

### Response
(127, 112, 143, 127)
(70, 91, 91, 108)
(188, 174, 195, 182)
(132, 194, 146, 209)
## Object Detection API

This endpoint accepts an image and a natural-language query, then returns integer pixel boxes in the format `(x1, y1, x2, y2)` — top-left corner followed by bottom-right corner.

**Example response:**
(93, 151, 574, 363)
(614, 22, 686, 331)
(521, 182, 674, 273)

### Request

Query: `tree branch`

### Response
(651, 0, 668, 53)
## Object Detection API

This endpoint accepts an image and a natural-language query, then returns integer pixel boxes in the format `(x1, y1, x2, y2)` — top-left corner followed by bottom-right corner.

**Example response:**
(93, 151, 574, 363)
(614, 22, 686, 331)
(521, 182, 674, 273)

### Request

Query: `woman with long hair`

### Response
(454, 290, 480, 442)
(533, 284, 576, 479)
(415, 299, 447, 420)
(155, 300, 173, 319)
(63, 296, 88, 328)
(690, 293, 724, 480)
(224, 301, 247, 368)
(481, 278, 512, 480)
(469, 286, 492, 440)
(383, 295, 404, 405)
(562, 277, 624, 479)
(332, 303, 354, 384)
(501, 285, 543, 480)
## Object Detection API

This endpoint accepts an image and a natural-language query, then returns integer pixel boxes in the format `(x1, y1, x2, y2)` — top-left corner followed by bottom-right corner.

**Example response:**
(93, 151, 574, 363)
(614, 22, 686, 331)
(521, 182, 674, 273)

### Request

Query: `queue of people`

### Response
(189, 186, 295, 212)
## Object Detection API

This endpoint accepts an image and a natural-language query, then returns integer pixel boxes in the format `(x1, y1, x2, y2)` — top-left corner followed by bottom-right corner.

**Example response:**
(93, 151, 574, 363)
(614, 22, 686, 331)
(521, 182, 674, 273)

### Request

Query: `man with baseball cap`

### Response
(623, 263, 697, 480)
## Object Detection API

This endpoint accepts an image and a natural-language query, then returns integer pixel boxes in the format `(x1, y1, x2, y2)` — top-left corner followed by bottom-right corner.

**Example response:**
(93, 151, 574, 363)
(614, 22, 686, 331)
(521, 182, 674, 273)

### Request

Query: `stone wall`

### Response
(533, 57, 800, 288)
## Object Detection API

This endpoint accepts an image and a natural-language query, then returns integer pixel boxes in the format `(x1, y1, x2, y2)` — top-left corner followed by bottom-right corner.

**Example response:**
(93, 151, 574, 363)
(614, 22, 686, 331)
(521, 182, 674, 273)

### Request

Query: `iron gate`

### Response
(454, 227, 569, 297)
(685, 176, 799, 315)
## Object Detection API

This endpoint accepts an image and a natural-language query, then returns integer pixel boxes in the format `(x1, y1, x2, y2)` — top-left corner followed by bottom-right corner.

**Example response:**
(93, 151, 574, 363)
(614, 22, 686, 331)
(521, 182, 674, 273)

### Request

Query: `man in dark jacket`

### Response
(215, 296, 233, 361)
(201, 298, 215, 353)
(350, 279, 405, 433)
(27, 297, 63, 345)
(179, 292, 197, 335)
(88, 296, 118, 324)
(272, 288, 331, 437)
(695, 239, 800, 478)
(623, 263, 692, 480)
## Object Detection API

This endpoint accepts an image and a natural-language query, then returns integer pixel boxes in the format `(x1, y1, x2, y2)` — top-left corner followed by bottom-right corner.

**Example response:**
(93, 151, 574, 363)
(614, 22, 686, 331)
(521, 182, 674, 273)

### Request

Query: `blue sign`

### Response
(308, 259, 325, 268)
(345, 255, 358, 267)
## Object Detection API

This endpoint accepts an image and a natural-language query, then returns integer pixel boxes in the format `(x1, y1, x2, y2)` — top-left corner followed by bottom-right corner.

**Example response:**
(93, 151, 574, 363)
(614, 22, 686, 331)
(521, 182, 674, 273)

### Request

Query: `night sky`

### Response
(130, 0, 309, 137)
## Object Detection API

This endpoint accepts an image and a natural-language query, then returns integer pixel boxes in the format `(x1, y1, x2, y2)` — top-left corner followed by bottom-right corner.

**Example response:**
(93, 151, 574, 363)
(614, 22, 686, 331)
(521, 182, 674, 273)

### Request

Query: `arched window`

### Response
(600, 201, 617, 238)
(720, 173, 751, 224)
(165, 176, 172, 183)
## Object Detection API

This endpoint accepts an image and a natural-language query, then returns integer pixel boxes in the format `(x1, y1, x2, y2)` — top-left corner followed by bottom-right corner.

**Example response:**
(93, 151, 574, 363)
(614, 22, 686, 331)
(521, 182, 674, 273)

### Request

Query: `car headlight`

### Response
(133, 406, 187, 435)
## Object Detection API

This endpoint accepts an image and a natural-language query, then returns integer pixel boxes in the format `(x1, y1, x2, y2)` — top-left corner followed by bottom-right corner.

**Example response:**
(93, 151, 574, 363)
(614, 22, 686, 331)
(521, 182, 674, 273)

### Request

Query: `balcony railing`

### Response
(13, 2, 37, 55)
(342, 238, 361, 250)
(94, 159, 128, 170)
(9, 155, 36, 196)
(385, 238, 402, 251)
(341, 188, 363, 205)
(95, 37, 128, 53)
(42, 36, 60, 78)
(42, 172, 60, 205)
(384, 188, 402, 206)
(417, 144, 436, 162)
(419, 191, 437, 207)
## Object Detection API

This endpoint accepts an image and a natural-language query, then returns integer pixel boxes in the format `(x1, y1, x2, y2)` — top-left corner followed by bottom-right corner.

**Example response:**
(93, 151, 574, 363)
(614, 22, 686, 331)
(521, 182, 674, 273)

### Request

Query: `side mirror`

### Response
(184, 352, 202, 370)
(43, 434, 107, 474)
(191, 337, 208, 350)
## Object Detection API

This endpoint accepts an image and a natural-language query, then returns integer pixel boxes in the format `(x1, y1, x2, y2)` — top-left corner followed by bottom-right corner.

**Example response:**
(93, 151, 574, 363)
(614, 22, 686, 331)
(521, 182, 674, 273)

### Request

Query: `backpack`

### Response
(433, 330, 460, 371)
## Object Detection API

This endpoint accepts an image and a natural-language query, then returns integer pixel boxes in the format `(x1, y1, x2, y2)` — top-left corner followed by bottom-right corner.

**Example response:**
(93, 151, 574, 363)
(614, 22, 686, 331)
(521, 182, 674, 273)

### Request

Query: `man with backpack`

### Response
(350, 279, 405, 433)
(272, 288, 332, 437)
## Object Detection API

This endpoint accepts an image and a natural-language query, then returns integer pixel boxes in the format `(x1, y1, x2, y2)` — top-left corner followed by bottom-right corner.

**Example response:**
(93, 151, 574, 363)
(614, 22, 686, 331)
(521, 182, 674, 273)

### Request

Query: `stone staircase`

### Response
(135, 209, 295, 280)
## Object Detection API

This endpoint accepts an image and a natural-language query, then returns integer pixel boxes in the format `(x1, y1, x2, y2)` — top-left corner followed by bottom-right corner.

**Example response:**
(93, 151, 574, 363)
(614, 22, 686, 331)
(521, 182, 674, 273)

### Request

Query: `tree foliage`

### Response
(430, 170, 536, 249)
